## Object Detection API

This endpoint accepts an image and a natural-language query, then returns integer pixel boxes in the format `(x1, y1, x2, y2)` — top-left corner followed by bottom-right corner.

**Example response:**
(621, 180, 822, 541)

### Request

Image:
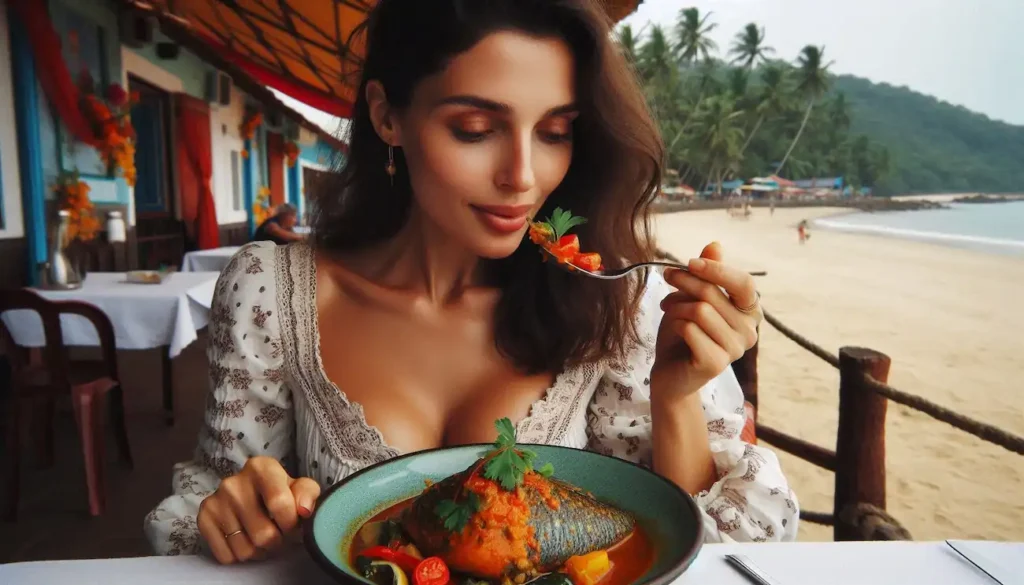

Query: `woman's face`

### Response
(392, 31, 577, 259)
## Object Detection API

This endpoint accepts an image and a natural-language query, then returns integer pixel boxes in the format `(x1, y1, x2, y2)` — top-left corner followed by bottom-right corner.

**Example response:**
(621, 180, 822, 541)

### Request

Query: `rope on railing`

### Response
(761, 310, 841, 368)
(838, 503, 913, 541)
(655, 247, 1024, 456)
(799, 510, 835, 526)
(859, 376, 1024, 456)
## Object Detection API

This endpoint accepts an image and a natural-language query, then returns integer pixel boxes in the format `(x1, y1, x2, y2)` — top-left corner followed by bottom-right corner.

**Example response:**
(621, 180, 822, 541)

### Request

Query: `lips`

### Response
(472, 204, 534, 219)
(471, 204, 533, 235)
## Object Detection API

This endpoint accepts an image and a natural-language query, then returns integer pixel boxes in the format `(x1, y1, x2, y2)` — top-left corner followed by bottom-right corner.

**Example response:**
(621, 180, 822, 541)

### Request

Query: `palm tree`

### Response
(675, 8, 718, 65)
(638, 24, 675, 81)
(730, 23, 774, 68)
(616, 24, 641, 69)
(774, 45, 833, 175)
(689, 95, 745, 195)
(740, 62, 790, 154)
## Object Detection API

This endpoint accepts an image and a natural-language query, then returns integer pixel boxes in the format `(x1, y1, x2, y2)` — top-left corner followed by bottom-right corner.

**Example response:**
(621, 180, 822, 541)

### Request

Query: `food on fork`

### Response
(527, 209, 604, 272)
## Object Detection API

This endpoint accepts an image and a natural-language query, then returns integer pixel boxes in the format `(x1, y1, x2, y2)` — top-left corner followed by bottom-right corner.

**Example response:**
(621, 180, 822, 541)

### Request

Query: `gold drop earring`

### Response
(385, 145, 396, 186)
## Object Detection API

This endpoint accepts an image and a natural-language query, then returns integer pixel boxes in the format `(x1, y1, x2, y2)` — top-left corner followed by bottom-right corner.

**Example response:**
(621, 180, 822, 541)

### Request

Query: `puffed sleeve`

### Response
(143, 242, 295, 555)
(587, 268, 799, 543)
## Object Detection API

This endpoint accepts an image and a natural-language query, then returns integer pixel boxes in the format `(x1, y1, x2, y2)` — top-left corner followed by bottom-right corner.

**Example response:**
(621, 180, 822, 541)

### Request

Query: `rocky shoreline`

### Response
(950, 194, 1024, 204)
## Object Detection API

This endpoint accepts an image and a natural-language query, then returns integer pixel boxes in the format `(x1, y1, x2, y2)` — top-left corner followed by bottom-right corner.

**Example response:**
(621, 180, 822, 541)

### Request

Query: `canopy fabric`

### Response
(126, 0, 644, 119)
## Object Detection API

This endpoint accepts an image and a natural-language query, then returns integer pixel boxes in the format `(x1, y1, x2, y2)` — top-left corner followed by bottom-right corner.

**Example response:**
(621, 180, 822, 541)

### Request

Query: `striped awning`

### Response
(122, 0, 643, 118)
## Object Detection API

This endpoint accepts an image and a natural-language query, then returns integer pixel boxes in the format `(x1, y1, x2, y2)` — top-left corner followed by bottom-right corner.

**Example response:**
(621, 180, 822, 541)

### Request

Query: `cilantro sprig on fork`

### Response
(434, 418, 555, 532)
(532, 207, 587, 241)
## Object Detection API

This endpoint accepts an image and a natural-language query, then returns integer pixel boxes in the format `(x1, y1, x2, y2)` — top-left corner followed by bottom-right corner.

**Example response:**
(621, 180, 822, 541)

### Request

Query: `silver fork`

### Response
(539, 247, 689, 280)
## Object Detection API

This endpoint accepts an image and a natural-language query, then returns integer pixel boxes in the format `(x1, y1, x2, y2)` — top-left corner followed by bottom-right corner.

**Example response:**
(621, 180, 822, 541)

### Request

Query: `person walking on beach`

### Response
(797, 219, 809, 244)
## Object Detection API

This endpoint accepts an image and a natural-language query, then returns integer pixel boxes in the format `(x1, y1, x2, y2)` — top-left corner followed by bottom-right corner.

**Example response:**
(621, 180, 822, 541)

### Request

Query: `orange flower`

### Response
(53, 174, 99, 242)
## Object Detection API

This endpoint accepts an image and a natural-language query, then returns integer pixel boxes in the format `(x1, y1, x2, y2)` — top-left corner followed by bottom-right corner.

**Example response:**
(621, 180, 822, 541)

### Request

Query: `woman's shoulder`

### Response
(210, 242, 313, 337)
(218, 241, 312, 288)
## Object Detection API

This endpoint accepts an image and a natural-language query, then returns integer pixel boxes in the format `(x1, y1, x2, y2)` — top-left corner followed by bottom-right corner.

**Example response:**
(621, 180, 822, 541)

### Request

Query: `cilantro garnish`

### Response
(534, 207, 587, 240)
(434, 491, 481, 532)
(431, 418, 556, 533)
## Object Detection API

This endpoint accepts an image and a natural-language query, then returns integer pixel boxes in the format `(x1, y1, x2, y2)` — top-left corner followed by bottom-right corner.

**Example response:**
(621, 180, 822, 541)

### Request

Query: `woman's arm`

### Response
(144, 243, 295, 555)
(650, 391, 717, 496)
(266, 222, 306, 242)
(587, 266, 799, 542)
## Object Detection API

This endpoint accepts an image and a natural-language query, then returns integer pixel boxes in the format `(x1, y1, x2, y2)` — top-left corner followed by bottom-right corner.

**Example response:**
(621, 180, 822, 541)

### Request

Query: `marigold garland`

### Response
(53, 170, 100, 243)
(77, 74, 138, 187)
(284, 140, 300, 167)
(252, 186, 272, 225)
(241, 111, 263, 141)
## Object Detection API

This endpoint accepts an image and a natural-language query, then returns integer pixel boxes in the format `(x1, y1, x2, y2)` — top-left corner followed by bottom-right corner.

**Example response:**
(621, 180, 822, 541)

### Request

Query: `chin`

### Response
(470, 233, 528, 260)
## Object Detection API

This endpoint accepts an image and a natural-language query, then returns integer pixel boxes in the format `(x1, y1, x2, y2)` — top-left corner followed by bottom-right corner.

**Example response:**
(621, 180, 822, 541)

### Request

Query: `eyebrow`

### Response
(435, 95, 578, 117)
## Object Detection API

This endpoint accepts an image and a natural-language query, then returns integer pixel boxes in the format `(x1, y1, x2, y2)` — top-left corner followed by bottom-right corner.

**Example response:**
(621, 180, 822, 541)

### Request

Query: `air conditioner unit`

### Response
(156, 42, 180, 60)
(118, 10, 154, 48)
(204, 71, 232, 106)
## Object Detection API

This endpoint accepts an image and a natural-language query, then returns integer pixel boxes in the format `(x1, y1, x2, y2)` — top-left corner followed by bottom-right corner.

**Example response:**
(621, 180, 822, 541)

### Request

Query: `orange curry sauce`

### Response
(350, 490, 655, 585)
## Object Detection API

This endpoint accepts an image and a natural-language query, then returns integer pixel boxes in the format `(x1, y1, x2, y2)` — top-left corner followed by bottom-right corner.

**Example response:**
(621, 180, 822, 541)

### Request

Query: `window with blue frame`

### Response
(54, 5, 109, 177)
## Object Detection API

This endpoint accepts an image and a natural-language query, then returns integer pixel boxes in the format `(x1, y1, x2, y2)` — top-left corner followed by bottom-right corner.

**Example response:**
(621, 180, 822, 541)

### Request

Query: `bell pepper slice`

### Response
(359, 546, 422, 574)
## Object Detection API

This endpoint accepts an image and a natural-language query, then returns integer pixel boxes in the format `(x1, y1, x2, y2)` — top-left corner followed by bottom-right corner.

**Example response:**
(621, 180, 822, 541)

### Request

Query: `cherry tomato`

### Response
(413, 556, 450, 585)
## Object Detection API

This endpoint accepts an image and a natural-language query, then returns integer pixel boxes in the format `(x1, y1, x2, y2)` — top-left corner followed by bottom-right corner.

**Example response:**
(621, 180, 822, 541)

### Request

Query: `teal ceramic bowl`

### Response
(304, 444, 704, 585)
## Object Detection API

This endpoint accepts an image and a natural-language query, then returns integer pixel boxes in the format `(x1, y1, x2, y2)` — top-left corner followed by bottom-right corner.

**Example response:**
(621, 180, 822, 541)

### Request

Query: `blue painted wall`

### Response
(242, 138, 254, 235)
(32, 0, 216, 209)
(9, 10, 48, 283)
(130, 30, 213, 100)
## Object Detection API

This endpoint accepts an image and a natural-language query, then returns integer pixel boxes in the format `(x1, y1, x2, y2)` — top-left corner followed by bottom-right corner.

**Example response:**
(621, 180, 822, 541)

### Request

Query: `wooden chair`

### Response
(0, 289, 132, 519)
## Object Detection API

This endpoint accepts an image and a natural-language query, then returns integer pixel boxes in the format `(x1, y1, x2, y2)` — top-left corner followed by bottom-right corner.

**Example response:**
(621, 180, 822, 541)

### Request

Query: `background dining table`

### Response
(181, 246, 242, 273)
(0, 540, 1020, 585)
(0, 271, 220, 424)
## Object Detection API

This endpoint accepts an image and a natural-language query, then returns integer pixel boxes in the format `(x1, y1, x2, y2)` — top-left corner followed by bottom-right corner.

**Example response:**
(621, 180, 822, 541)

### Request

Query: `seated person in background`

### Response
(252, 203, 306, 245)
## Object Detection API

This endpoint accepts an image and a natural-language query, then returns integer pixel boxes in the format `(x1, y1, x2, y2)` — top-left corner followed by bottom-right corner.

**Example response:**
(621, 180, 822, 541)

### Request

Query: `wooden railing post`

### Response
(732, 331, 759, 411)
(834, 346, 890, 541)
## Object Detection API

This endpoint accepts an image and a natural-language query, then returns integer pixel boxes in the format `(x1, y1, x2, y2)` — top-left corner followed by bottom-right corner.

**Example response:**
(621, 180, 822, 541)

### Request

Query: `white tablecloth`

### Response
(0, 541, 1020, 585)
(181, 246, 241, 273)
(1, 272, 220, 359)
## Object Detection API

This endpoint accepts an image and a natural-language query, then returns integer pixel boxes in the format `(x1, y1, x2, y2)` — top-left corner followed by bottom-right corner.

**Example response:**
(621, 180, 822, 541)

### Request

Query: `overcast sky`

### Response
(281, 0, 1023, 132)
(623, 0, 1024, 126)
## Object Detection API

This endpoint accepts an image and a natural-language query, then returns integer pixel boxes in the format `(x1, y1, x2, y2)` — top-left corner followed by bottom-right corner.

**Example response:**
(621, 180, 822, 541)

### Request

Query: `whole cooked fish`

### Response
(401, 465, 635, 581)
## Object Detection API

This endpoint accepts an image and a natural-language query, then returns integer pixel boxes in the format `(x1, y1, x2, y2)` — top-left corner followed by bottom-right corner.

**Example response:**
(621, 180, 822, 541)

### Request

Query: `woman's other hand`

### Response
(651, 241, 762, 404)
(197, 456, 321, 564)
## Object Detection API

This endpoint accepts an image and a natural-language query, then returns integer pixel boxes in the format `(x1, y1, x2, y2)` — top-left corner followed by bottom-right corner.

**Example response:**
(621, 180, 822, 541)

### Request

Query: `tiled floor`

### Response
(1, 335, 211, 563)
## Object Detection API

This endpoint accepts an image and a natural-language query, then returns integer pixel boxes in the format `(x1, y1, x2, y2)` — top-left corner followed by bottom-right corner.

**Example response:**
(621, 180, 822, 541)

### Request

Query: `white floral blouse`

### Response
(144, 241, 799, 555)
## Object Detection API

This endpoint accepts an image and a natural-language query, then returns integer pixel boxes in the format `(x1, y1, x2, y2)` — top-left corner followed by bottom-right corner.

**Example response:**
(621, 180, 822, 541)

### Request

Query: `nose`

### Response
(495, 132, 536, 193)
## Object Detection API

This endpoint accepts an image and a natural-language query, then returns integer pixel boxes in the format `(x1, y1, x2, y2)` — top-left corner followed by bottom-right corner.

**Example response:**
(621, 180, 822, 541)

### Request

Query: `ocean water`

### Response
(813, 201, 1024, 257)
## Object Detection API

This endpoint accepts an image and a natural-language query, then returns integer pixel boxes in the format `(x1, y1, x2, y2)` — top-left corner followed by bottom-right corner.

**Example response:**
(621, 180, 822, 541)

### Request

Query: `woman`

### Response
(252, 203, 305, 245)
(145, 0, 798, 561)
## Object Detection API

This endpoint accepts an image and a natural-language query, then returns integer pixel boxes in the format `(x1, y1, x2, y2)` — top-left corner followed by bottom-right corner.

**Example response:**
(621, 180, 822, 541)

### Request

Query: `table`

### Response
(1, 272, 220, 424)
(182, 246, 242, 273)
(0, 541, 1020, 585)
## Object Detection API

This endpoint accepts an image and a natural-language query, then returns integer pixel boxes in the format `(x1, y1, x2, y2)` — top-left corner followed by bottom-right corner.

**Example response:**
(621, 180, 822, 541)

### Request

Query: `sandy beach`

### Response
(653, 207, 1024, 542)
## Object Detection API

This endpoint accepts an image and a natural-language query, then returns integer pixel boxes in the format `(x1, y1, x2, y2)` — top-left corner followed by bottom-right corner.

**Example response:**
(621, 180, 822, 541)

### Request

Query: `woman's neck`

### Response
(340, 208, 487, 306)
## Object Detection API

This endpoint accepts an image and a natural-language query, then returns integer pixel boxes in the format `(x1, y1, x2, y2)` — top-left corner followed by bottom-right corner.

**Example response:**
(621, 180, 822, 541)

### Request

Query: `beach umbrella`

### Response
(118, 0, 644, 118)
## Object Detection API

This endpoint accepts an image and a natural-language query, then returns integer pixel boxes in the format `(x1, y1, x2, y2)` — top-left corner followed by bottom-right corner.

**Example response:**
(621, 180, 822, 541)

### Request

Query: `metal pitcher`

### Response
(44, 210, 82, 290)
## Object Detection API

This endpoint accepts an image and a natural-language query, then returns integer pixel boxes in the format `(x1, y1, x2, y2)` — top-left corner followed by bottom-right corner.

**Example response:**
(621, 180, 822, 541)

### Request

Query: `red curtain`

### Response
(266, 133, 285, 207)
(175, 94, 220, 250)
(10, 0, 101, 148)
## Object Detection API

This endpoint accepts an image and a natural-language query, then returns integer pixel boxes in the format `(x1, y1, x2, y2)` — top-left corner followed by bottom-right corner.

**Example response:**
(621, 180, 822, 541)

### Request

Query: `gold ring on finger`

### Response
(735, 291, 761, 314)
(224, 529, 244, 538)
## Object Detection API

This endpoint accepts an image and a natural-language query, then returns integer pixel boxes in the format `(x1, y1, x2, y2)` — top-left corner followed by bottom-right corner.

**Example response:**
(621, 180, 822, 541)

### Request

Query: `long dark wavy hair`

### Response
(310, 0, 664, 375)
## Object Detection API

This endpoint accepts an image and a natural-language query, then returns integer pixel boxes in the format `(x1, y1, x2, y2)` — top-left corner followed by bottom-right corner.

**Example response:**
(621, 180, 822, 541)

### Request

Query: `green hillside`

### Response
(616, 10, 1023, 197)
(833, 75, 1024, 195)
